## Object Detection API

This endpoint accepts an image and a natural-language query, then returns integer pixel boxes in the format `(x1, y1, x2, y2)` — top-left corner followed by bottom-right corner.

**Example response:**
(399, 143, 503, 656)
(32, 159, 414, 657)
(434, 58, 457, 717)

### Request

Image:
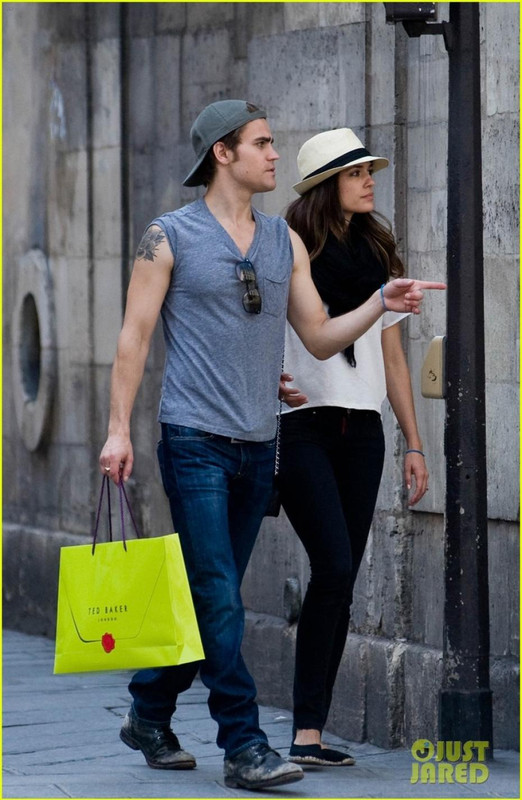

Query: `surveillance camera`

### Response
(384, 3, 438, 24)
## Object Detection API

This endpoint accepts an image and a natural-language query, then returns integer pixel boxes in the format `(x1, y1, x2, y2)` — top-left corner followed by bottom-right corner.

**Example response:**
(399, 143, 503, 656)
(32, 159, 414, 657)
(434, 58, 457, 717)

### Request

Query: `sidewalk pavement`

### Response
(2, 629, 519, 800)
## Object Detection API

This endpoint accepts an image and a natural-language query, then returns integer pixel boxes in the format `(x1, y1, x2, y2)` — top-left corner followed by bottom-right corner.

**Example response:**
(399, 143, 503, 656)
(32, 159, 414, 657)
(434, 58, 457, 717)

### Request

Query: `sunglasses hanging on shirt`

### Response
(236, 259, 262, 314)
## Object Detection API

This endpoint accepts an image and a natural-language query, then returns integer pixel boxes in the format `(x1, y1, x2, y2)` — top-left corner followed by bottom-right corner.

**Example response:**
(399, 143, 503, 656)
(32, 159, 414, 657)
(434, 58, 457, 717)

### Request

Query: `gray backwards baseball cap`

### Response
(183, 100, 267, 187)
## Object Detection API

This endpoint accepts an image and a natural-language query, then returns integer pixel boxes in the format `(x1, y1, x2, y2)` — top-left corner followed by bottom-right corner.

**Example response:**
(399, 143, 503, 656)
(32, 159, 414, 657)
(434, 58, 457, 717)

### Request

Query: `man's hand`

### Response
(279, 372, 308, 408)
(383, 279, 446, 315)
(99, 435, 134, 484)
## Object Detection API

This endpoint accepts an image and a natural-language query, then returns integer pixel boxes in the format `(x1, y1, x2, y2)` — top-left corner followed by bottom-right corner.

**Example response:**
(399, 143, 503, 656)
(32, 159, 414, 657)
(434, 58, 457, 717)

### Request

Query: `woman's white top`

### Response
(283, 309, 408, 415)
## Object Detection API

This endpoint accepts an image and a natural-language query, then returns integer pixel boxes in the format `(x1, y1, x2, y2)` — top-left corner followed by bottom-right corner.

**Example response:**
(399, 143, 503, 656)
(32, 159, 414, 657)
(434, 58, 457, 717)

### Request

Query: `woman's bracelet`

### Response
(406, 449, 425, 457)
(380, 283, 388, 310)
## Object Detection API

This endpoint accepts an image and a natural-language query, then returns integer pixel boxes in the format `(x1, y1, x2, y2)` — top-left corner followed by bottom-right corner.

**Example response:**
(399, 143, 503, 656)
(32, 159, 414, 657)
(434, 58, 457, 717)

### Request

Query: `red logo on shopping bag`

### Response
(101, 632, 115, 653)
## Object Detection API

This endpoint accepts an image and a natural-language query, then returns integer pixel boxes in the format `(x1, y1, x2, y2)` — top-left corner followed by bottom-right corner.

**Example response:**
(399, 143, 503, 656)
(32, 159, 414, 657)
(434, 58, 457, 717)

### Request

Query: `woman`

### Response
(280, 129, 429, 766)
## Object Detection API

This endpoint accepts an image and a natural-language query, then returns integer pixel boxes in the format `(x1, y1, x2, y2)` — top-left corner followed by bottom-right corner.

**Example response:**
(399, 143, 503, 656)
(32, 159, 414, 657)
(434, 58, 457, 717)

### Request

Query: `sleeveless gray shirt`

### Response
(151, 198, 293, 441)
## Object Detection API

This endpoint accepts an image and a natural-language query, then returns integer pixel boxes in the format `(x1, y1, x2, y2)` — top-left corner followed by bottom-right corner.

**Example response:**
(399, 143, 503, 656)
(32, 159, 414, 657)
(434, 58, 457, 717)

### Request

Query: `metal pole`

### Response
(439, 1, 493, 752)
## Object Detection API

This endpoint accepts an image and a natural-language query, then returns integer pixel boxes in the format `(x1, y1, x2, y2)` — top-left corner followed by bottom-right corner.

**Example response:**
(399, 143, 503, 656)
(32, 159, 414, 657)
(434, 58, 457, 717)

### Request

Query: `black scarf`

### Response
(311, 228, 387, 367)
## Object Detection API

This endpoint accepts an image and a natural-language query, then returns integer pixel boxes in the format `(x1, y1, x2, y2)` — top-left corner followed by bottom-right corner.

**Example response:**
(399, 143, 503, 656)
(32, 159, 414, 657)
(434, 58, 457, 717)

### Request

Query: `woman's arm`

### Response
(287, 228, 446, 360)
(382, 323, 429, 506)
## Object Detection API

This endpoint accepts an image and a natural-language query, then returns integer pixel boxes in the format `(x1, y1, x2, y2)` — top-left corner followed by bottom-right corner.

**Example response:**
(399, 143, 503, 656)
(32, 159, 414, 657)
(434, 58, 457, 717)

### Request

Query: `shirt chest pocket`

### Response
(262, 274, 288, 318)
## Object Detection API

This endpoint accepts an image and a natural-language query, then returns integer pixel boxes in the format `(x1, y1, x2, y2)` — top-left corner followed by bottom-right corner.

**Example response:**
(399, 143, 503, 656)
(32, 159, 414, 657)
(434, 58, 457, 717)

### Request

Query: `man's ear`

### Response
(212, 140, 234, 166)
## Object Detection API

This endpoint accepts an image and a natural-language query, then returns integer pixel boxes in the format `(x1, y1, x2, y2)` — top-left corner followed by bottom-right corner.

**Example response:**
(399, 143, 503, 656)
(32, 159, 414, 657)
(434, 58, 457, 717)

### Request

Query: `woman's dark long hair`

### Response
(285, 173, 404, 278)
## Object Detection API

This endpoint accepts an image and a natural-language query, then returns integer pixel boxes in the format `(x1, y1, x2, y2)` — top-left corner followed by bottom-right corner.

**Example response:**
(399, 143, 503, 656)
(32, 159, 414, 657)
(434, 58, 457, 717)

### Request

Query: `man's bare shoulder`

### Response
(287, 227, 309, 269)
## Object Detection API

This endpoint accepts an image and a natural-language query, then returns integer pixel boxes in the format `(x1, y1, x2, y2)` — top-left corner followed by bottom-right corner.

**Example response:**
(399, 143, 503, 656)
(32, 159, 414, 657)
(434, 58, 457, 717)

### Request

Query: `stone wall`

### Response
(3, 2, 519, 749)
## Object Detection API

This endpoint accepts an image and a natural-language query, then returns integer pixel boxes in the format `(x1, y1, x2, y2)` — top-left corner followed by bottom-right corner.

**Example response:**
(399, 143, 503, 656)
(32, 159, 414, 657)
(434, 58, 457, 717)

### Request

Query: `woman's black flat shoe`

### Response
(288, 743, 355, 766)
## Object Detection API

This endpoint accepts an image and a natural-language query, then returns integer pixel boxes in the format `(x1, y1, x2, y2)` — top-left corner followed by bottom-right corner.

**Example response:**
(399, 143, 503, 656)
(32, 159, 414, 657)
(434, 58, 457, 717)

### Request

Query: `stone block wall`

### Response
(3, 2, 518, 749)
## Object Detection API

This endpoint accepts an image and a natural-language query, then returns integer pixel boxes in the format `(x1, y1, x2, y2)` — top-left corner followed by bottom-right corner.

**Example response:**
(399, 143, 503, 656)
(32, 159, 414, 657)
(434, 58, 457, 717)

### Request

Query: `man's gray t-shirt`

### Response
(151, 198, 293, 441)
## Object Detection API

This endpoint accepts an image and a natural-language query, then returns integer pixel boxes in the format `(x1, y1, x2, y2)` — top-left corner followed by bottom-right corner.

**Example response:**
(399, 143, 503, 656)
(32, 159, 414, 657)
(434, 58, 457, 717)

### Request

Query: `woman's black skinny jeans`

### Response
(278, 406, 385, 734)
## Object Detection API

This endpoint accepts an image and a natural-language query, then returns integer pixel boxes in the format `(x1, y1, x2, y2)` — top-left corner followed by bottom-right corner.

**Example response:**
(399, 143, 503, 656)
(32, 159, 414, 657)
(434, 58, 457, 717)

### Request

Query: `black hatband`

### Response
(304, 148, 372, 180)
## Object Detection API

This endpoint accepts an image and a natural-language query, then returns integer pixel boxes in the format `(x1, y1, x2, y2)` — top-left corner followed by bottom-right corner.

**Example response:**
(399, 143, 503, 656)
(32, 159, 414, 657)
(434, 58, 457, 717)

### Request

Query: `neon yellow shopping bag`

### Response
(54, 478, 204, 673)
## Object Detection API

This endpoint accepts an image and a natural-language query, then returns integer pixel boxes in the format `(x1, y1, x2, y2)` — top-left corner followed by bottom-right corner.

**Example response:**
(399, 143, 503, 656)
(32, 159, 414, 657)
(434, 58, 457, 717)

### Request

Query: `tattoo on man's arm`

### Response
(135, 229, 166, 262)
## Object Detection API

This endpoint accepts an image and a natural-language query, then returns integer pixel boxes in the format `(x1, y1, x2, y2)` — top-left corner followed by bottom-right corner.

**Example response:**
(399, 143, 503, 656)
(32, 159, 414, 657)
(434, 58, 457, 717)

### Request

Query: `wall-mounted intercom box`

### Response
(421, 335, 446, 399)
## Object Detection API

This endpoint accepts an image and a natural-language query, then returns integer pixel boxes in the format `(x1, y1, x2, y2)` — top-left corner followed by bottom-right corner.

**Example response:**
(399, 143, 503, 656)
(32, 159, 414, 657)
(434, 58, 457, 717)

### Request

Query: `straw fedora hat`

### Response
(293, 128, 389, 195)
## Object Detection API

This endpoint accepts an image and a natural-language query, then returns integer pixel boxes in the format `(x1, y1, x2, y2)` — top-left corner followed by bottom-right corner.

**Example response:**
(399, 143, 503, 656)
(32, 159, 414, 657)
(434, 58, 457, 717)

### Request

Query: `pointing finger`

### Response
(416, 281, 447, 290)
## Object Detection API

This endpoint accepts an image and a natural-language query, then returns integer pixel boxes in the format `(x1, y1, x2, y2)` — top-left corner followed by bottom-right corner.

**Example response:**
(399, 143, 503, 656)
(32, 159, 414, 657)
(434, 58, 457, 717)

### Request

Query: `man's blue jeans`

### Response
(129, 423, 275, 757)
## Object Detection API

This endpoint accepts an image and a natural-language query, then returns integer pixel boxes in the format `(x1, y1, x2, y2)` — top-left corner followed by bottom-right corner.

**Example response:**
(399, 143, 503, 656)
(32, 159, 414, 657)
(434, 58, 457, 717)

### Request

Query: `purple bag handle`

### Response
(91, 475, 142, 554)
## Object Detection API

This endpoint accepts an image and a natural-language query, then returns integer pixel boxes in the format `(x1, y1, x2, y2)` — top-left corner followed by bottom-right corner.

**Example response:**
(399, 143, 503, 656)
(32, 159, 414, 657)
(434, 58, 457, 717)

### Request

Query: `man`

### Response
(99, 99, 444, 790)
